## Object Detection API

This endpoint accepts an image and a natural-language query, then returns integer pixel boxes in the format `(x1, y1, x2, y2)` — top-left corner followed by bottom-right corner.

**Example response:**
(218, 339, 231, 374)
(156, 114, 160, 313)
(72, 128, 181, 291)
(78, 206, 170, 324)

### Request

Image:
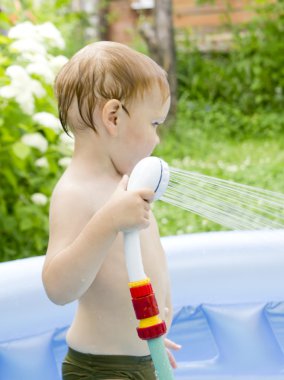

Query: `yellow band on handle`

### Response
(128, 278, 151, 289)
(139, 316, 163, 329)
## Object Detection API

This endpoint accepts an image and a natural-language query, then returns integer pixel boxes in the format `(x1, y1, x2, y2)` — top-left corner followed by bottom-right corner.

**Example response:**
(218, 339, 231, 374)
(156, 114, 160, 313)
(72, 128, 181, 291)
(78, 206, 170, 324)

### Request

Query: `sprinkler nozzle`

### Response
(127, 157, 169, 201)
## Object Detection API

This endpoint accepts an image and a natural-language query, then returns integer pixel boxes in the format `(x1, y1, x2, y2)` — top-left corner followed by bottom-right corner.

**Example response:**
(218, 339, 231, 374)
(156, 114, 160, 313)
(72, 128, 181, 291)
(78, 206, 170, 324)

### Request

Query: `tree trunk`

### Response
(71, 0, 110, 41)
(139, 0, 177, 117)
(97, 0, 111, 41)
(154, 0, 177, 116)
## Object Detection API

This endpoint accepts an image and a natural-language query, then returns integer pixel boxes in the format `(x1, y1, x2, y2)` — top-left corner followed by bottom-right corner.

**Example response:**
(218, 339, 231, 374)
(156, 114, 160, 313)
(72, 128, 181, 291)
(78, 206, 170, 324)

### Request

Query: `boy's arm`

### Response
(42, 176, 154, 305)
(165, 278, 173, 328)
(151, 213, 173, 327)
(163, 250, 181, 369)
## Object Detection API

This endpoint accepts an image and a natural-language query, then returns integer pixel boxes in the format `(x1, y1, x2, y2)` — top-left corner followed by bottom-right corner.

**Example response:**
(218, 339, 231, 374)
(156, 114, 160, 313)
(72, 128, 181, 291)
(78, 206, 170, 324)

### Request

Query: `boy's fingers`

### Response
(165, 338, 182, 350)
(167, 349, 178, 369)
(138, 188, 155, 202)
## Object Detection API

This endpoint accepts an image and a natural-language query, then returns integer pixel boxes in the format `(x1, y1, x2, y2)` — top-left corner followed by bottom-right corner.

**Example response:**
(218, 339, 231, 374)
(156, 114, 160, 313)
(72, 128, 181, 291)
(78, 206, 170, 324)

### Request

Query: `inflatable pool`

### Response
(1, 230, 284, 380)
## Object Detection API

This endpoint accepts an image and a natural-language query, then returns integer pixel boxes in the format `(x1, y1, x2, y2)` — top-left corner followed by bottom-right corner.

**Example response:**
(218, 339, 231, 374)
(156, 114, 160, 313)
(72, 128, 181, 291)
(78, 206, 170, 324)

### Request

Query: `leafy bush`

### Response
(177, 1, 284, 115)
(173, 96, 284, 140)
(0, 21, 72, 261)
(0, 0, 88, 57)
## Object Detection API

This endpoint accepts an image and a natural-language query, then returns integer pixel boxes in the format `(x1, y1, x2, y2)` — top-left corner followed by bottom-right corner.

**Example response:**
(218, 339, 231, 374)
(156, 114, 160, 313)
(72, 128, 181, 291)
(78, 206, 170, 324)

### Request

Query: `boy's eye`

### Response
(152, 122, 161, 128)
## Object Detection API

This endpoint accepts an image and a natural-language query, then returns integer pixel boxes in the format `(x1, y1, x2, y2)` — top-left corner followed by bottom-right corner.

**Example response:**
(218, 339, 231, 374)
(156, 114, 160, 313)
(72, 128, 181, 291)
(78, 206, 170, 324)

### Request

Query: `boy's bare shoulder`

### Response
(51, 171, 94, 218)
(45, 171, 96, 259)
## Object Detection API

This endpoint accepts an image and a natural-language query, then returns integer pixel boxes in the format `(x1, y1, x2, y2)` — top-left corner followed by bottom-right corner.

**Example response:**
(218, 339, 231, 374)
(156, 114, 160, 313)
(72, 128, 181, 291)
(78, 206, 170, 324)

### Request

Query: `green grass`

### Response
(153, 115, 284, 237)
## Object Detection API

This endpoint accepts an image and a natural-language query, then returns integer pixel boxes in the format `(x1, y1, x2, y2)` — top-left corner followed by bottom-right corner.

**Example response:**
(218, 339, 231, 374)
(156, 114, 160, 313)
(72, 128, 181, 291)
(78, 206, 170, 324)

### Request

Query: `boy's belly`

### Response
(66, 302, 151, 356)
(66, 227, 169, 356)
(66, 268, 167, 356)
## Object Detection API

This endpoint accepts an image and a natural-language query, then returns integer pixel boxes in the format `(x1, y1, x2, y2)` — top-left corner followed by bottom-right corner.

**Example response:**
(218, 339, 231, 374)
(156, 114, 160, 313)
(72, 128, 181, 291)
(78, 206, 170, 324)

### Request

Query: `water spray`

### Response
(162, 167, 284, 230)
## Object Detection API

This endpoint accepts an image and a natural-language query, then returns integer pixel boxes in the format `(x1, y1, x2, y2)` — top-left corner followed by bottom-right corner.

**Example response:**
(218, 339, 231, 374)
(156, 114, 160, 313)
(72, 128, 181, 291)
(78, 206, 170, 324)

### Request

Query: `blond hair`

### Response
(54, 41, 170, 134)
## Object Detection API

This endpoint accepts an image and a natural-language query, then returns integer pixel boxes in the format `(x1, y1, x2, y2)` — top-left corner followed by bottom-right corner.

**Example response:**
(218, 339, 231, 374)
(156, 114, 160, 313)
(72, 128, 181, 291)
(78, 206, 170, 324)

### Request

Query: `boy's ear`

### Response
(102, 99, 122, 136)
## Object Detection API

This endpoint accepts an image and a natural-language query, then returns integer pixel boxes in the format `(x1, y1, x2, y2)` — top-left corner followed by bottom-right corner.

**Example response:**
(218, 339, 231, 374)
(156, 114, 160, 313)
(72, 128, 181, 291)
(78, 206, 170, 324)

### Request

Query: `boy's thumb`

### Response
(119, 174, 129, 190)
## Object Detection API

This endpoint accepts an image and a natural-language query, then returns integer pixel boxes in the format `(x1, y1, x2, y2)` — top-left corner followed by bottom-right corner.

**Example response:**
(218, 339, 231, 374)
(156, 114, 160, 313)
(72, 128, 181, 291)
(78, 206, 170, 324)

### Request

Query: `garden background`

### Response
(1, 0, 283, 262)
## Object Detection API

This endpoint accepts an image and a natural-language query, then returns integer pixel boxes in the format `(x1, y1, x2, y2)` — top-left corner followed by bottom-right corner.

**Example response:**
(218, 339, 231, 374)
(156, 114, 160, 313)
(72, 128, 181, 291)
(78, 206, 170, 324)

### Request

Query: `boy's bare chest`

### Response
(81, 226, 167, 308)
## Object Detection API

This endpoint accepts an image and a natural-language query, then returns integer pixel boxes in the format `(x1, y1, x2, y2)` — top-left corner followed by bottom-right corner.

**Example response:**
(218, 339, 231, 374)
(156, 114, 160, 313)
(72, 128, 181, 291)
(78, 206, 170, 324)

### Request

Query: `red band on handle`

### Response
(137, 321, 167, 340)
(130, 283, 153, 298)
(132, 294, 159, 319)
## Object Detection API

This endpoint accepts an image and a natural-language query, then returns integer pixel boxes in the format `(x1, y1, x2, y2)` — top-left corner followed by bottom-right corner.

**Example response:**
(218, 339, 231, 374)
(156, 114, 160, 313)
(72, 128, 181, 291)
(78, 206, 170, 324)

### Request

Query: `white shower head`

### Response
(127, 157, 169, 201)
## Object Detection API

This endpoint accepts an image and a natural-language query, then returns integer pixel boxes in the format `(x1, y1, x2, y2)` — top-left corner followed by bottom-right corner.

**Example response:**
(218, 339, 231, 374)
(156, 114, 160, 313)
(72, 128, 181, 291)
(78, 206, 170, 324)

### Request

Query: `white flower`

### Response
(26, 61, 54, 83)
(49, 55, 69, 74)
(58, 157, 72, 167)
(22, 133, 48, 153)
(8, 21, 65, 51)
(18, 51, 45, 64)
(5, 65, 26, 81)
(33, 112, 62, 132)
(0, 65, 45, 114)
(35, 157, 49, 168)
(36, 22, 65, 49)
(0, 85, 15, 98)
(31, 193, 48, 206)
(24, 54, 58, 83)
(25, 54, 68, 83)
(8, 21, 36, 40)
(10, 38, 46, 55)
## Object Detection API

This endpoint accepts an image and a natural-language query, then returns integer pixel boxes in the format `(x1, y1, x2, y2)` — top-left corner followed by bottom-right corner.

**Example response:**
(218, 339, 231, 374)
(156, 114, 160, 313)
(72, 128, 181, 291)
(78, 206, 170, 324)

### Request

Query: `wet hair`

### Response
(54, 41, 170, 134)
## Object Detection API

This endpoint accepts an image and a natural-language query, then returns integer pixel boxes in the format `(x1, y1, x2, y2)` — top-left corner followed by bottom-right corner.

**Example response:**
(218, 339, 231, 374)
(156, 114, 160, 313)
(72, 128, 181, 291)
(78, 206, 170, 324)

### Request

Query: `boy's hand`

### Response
(164, 338, 182, 369)
(106, 175, 155, 233)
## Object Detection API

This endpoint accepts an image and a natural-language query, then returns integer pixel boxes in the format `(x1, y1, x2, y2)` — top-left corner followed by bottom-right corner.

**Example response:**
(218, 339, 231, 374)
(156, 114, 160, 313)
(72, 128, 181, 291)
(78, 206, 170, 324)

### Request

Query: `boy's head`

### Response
(55, 41, 170, 135)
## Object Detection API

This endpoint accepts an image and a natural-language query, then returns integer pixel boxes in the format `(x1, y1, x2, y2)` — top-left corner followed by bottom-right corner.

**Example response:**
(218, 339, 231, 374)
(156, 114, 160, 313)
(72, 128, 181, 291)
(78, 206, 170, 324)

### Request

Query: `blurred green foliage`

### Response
(154, 0, 284, 236)
(0, 20, 71, 262)
(0, 0, 88, 56)
(178, 1, 284, 115)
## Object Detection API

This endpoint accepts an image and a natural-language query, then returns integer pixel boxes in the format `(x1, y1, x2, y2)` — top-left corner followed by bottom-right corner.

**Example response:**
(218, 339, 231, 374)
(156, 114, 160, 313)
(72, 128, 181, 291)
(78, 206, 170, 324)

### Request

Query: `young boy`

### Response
(42, 41, 180, 379)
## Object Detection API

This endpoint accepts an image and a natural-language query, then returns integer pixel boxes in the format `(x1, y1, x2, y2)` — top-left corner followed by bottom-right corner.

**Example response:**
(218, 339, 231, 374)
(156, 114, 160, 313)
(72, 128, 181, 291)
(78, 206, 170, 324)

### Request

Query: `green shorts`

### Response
(62, 347, 157, 380)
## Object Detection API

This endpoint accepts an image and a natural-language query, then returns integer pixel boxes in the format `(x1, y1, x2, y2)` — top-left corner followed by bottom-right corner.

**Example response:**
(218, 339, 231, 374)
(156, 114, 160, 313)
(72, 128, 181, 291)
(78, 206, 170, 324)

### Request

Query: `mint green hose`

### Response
(148, 337, 174, 379)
